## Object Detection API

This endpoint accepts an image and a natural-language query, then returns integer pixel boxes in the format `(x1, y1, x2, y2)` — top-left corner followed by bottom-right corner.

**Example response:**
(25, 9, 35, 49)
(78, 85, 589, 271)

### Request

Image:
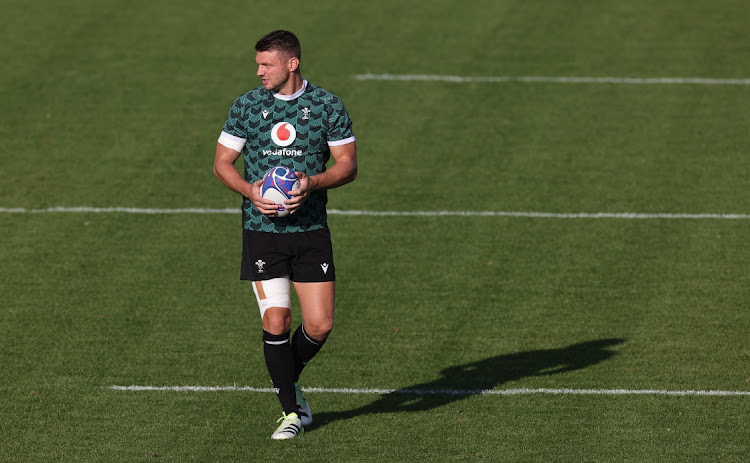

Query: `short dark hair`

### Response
(254, 30, 301, 60)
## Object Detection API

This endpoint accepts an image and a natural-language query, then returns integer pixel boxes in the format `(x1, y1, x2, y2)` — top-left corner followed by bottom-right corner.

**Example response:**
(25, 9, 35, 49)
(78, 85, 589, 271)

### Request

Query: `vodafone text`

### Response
(262, 148, 303, 157)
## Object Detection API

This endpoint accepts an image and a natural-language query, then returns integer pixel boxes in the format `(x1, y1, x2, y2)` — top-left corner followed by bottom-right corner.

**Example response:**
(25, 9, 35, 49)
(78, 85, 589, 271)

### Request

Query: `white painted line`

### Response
(0, 206, 238, 214)
(354, 73, 750, 86)
(330, 210, 750, 220)
(109, 385, 750, 397)
(2, 207, 749, 220)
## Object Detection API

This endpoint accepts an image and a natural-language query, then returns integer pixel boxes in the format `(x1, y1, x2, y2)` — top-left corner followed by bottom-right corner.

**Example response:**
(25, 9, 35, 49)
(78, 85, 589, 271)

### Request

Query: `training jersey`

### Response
(219, 80, 355, 233)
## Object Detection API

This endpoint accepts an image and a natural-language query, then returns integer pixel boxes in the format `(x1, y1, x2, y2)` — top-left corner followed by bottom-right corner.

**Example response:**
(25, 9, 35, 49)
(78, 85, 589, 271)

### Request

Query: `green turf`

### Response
(2, 0, 750, 461)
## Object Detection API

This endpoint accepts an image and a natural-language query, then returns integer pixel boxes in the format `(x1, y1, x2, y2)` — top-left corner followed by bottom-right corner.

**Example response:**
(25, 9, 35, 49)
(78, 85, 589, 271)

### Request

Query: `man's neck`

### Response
(276, 73, 304, 96)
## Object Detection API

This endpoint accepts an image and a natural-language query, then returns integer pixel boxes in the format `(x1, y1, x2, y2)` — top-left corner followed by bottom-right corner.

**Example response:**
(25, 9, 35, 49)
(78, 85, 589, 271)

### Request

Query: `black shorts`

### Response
(240, 228, 335, 282)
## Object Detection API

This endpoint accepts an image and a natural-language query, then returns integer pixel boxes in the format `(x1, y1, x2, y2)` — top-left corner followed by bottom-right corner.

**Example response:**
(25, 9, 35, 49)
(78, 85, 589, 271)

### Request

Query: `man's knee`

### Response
(253, 278, 292, 334)
(263, 307, 292, 335)
(303, 317, 333, 341)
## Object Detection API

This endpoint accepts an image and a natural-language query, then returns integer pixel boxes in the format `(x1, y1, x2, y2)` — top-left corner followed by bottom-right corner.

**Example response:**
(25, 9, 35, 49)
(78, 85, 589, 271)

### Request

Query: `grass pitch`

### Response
(2, 0, 750, 461)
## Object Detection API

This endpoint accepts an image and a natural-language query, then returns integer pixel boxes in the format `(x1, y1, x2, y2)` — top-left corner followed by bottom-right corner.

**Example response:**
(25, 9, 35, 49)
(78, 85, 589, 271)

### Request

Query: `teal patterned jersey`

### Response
(220, 80, 355, 233)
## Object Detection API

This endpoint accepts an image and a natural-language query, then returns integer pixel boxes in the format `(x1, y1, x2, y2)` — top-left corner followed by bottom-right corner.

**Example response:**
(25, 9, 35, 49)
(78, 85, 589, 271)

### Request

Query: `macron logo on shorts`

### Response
(321, 263, 329, 274)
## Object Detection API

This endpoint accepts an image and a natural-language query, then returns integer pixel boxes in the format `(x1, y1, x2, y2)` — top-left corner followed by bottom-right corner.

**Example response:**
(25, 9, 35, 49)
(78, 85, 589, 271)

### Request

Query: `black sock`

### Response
(291, 324, 327, 382)
(262, 330, 298, 415)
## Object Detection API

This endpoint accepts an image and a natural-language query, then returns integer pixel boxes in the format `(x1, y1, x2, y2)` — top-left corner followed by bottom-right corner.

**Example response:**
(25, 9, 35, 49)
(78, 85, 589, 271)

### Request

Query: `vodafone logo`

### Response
(271, 122, 296, 147)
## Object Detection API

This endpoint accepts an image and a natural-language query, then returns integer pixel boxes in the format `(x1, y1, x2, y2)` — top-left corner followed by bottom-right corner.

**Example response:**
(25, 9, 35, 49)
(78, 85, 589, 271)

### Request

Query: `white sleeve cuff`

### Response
(218, 131, 246, 152)
(328, 136, 356, 147)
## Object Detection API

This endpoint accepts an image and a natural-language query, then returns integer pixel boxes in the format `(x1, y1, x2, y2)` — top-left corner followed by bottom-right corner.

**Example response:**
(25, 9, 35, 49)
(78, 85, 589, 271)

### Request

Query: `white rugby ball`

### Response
(260, 166, 300, 218)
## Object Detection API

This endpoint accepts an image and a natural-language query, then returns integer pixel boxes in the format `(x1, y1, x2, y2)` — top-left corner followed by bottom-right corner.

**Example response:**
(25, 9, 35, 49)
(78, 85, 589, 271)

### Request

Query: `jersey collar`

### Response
(272, 79, 307, 101)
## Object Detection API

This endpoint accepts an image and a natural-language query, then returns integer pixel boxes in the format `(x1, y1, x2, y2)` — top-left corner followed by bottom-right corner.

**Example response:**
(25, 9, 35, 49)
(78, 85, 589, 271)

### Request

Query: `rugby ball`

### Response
(261, 166, 300, 217)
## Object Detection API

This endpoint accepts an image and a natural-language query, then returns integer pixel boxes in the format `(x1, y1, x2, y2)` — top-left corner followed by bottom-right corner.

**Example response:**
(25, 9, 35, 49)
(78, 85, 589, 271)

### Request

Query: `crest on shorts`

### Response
(255, 259, 266, 273)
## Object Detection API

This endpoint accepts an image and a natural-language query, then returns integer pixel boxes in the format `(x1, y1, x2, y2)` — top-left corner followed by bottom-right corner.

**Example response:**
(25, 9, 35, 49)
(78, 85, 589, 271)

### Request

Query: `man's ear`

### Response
(288, 57, 299, 72)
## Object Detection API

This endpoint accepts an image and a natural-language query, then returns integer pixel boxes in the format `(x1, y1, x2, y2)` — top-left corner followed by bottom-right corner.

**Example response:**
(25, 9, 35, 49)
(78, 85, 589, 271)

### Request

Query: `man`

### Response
(213, 30, 357, 439)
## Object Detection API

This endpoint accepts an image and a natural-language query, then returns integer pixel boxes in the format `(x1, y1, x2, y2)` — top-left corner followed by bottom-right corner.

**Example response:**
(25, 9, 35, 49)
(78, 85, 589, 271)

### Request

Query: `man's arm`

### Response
(213, 143, 279, 216)
(285, 141, 358, 213)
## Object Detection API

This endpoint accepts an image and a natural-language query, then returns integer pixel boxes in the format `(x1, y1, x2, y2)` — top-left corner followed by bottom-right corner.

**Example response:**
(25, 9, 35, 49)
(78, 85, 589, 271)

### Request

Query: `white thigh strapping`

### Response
(252, 276, 292, 318)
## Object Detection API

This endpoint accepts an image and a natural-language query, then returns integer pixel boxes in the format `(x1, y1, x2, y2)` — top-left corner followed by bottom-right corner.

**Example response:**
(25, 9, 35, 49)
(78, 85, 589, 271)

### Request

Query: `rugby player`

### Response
(213, 30, 357, 439)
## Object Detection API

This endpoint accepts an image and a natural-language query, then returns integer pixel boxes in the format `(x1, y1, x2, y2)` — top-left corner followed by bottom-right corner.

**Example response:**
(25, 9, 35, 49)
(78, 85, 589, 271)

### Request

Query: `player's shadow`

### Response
(309, 338, 625, 430)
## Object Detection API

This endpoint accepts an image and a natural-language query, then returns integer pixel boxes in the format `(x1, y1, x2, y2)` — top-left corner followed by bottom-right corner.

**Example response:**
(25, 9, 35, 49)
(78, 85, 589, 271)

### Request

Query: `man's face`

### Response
(256, 50, 293, 93)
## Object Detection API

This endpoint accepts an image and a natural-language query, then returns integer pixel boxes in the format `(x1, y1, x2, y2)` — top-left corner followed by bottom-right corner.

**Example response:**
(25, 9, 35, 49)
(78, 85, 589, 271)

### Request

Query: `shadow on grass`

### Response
(309, 338, 625, 430)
